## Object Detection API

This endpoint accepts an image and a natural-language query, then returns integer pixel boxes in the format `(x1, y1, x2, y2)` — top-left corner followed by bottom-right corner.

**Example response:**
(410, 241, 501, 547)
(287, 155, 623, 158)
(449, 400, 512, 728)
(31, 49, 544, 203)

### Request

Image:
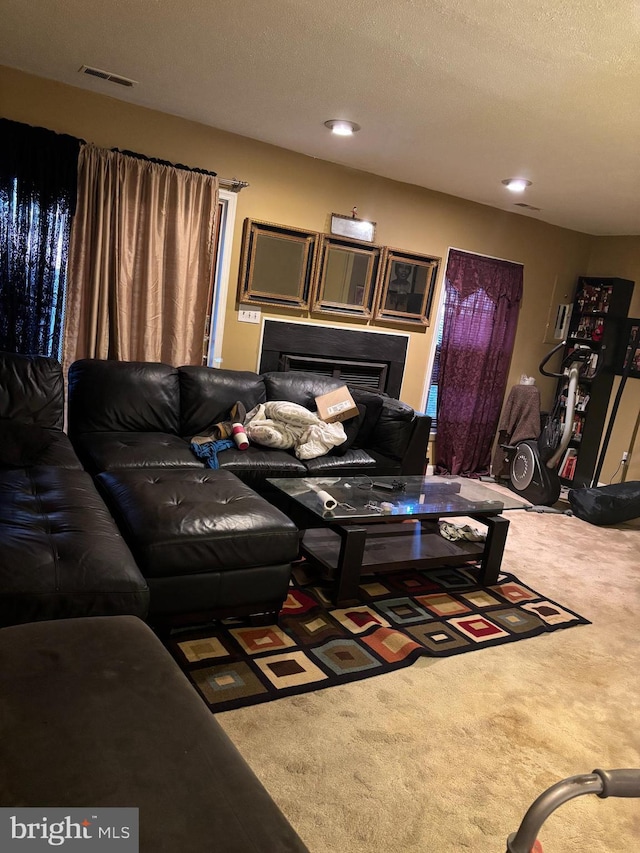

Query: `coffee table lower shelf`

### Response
(301, 521, 485, 604)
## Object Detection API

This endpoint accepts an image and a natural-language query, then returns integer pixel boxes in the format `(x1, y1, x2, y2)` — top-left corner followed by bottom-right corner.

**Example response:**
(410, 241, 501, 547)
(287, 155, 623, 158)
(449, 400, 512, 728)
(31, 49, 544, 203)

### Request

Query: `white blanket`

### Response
(244, 401, 346, 459)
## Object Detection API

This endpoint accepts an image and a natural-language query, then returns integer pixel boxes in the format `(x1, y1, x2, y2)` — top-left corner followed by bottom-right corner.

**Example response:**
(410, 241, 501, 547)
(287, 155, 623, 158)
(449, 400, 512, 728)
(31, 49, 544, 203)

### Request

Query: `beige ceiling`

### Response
(2, 0, 640, 235)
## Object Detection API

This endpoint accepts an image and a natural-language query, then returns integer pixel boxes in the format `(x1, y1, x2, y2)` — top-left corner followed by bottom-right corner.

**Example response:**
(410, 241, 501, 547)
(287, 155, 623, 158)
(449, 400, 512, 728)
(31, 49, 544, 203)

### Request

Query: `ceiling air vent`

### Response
(514, 202, 542, 211)
(79, 65, 137, 87)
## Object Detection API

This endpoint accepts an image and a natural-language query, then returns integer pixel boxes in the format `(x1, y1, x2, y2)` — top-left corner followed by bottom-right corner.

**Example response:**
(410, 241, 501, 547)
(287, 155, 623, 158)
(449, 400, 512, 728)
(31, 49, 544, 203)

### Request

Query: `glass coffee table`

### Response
(267, 475, 528, 606)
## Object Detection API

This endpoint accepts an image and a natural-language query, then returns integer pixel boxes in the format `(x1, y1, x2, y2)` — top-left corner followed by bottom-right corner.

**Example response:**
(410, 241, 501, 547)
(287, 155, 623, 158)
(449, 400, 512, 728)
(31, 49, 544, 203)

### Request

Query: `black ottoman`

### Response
(0, 615, 309, 852)
(96, 469, 300, 625)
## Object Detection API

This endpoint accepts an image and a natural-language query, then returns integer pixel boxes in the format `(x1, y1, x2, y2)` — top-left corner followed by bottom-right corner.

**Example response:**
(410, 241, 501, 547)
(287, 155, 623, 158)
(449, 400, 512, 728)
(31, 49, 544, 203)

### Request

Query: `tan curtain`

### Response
(63, 144, 218, 369)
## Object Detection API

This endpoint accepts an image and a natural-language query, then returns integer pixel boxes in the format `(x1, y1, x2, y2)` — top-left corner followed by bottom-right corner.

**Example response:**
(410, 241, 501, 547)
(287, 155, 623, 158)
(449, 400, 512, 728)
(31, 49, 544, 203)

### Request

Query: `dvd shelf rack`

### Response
(556, 276, 633, 486)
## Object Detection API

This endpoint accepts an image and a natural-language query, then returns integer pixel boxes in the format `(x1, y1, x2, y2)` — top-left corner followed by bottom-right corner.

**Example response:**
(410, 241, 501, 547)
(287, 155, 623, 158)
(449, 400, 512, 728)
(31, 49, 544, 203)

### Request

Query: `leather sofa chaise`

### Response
(96, 467, 300, 627)
(0, 352, 149, 628)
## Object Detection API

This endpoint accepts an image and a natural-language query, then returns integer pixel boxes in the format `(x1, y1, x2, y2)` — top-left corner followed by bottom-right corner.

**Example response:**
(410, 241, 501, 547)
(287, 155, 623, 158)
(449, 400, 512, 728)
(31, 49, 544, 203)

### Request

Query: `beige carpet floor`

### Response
(219, 486, 640, 853)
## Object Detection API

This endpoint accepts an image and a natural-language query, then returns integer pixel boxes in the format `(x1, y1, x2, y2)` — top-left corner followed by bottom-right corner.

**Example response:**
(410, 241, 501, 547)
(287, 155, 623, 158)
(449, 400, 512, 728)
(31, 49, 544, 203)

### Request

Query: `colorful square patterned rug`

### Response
(166, 564, 590, 713)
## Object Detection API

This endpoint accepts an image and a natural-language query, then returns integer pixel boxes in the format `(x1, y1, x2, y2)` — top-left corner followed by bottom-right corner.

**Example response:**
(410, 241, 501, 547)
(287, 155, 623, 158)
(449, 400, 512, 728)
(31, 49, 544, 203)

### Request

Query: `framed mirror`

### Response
(374, 248, 440, 325)
(237, 219, 319, 308)
(311, 234, 382, 318)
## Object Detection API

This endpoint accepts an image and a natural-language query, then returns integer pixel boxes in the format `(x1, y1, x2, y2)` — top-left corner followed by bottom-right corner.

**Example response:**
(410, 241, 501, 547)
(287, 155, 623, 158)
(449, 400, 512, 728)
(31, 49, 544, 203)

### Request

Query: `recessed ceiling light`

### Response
(324, 120, 361, 136)
(502, 178, 532, 192)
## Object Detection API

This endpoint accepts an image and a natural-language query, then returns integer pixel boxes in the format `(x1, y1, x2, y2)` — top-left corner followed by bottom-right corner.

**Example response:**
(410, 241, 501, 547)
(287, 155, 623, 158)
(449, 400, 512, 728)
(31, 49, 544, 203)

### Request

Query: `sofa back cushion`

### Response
(349, 387, 385, 448)
(368, 398, 417, 461)
(0, 352, 64, 429)
(263, 371, 345, 411)
(68, 359, 180, 435)
(178, 366, 266, 437)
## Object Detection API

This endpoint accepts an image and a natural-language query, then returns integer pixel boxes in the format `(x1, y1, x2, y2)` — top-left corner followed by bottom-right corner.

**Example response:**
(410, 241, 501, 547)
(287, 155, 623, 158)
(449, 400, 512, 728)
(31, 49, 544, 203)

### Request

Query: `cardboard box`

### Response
(315, 386, 359, 423)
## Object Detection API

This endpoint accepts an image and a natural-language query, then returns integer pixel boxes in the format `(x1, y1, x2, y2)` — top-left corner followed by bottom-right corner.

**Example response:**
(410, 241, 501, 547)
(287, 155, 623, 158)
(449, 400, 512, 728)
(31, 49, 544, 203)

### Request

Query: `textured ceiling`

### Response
(1, 0, 640, 235)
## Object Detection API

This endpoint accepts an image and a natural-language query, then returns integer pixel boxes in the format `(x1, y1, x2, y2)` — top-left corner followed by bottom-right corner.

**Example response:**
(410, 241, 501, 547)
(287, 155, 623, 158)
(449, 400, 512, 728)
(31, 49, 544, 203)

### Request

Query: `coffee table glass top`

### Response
(267, 475, 528, 522)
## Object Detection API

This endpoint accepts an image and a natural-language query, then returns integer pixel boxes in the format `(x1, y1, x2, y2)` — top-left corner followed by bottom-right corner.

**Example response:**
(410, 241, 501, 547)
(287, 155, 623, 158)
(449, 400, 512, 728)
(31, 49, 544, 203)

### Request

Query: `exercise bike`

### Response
(503, 340, 596, 506)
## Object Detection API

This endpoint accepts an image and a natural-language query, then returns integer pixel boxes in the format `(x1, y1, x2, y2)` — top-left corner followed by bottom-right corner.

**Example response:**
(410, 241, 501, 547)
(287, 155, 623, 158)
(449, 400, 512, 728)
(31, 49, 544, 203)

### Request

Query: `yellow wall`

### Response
(2, 64, 636, 483)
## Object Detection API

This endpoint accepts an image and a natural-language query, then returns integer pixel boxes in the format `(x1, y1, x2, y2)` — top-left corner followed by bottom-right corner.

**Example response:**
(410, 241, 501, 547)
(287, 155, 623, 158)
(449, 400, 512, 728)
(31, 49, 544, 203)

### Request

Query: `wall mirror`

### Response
(237, 219, 319, 308)
(374, 248, 440, 325)
(311, 234, 382, 319)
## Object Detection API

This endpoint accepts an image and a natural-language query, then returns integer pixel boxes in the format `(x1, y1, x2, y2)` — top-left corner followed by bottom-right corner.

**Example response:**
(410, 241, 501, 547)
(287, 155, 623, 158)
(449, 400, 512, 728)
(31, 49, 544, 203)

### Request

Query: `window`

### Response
(205, 189, 239, 367)
(426, 289, 495, 430)
(425, 307, 444, 430)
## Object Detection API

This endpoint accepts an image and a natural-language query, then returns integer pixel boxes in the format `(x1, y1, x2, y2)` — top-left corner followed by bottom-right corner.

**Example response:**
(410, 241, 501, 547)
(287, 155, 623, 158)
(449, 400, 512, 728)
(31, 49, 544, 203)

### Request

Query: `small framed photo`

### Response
(330, 213, 376, 243)
(374, 248, 440, 326)
(617, 319, 640, 377)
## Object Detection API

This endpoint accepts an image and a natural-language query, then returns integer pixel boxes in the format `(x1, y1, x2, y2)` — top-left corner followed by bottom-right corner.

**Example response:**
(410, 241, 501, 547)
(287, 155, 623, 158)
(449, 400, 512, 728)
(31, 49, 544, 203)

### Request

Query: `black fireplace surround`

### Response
(259, 320, 409, 397)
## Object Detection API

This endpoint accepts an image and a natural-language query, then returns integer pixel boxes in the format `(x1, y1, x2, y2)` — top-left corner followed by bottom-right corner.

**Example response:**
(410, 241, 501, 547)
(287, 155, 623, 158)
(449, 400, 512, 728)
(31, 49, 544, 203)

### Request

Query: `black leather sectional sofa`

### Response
(2, 352, 430, 627)
(64, 357, 430, 625)
(0, 350, 430, 852)
(67, 357, 431, 487)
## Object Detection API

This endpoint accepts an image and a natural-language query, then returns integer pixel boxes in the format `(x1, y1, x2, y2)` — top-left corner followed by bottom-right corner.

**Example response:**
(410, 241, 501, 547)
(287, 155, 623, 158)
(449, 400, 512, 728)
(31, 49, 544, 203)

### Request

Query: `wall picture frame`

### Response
(311, 234, 382, 318)
(374, 248, 440, 325)
(237, 219, 319, 309)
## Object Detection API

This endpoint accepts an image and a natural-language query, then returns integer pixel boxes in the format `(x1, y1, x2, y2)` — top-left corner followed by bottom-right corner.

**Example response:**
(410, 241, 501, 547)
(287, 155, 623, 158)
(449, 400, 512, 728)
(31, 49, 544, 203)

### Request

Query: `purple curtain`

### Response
(435, 250, 523, 476)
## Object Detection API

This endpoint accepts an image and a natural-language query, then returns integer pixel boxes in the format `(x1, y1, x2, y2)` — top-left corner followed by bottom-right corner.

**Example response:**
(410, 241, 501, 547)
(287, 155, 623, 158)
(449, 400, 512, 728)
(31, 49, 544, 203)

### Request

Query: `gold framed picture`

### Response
(237, 219, 319, 308)
(374, 248, 440, 325)
(311, 234, 382, 319)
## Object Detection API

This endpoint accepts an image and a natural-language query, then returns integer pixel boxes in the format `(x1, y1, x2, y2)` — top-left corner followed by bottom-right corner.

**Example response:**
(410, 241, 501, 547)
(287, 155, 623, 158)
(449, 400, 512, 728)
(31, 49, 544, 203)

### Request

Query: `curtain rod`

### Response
(448, 246, 524, 266)
(114, 148, 248, 192)
(2, 128, 251, 192)
(219, 177, 250, 193)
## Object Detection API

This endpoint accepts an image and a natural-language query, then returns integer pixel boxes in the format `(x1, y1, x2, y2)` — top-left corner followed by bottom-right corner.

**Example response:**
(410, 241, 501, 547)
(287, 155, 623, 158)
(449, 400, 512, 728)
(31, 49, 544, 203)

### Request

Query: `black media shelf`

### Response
(557, 276, 634, 487)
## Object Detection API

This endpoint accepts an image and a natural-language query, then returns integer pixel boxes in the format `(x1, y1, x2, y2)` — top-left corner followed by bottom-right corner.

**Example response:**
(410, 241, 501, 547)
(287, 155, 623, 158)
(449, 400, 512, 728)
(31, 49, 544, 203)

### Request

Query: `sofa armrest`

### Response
(0, 351, 65, 429)
(367, 398, 431, 475)
(400, 412, 432, 475)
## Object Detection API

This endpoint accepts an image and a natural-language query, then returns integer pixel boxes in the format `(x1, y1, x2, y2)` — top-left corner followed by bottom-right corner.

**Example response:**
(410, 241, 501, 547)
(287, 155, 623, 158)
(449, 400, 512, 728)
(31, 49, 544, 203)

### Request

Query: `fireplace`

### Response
(259, 320, 408, 398)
